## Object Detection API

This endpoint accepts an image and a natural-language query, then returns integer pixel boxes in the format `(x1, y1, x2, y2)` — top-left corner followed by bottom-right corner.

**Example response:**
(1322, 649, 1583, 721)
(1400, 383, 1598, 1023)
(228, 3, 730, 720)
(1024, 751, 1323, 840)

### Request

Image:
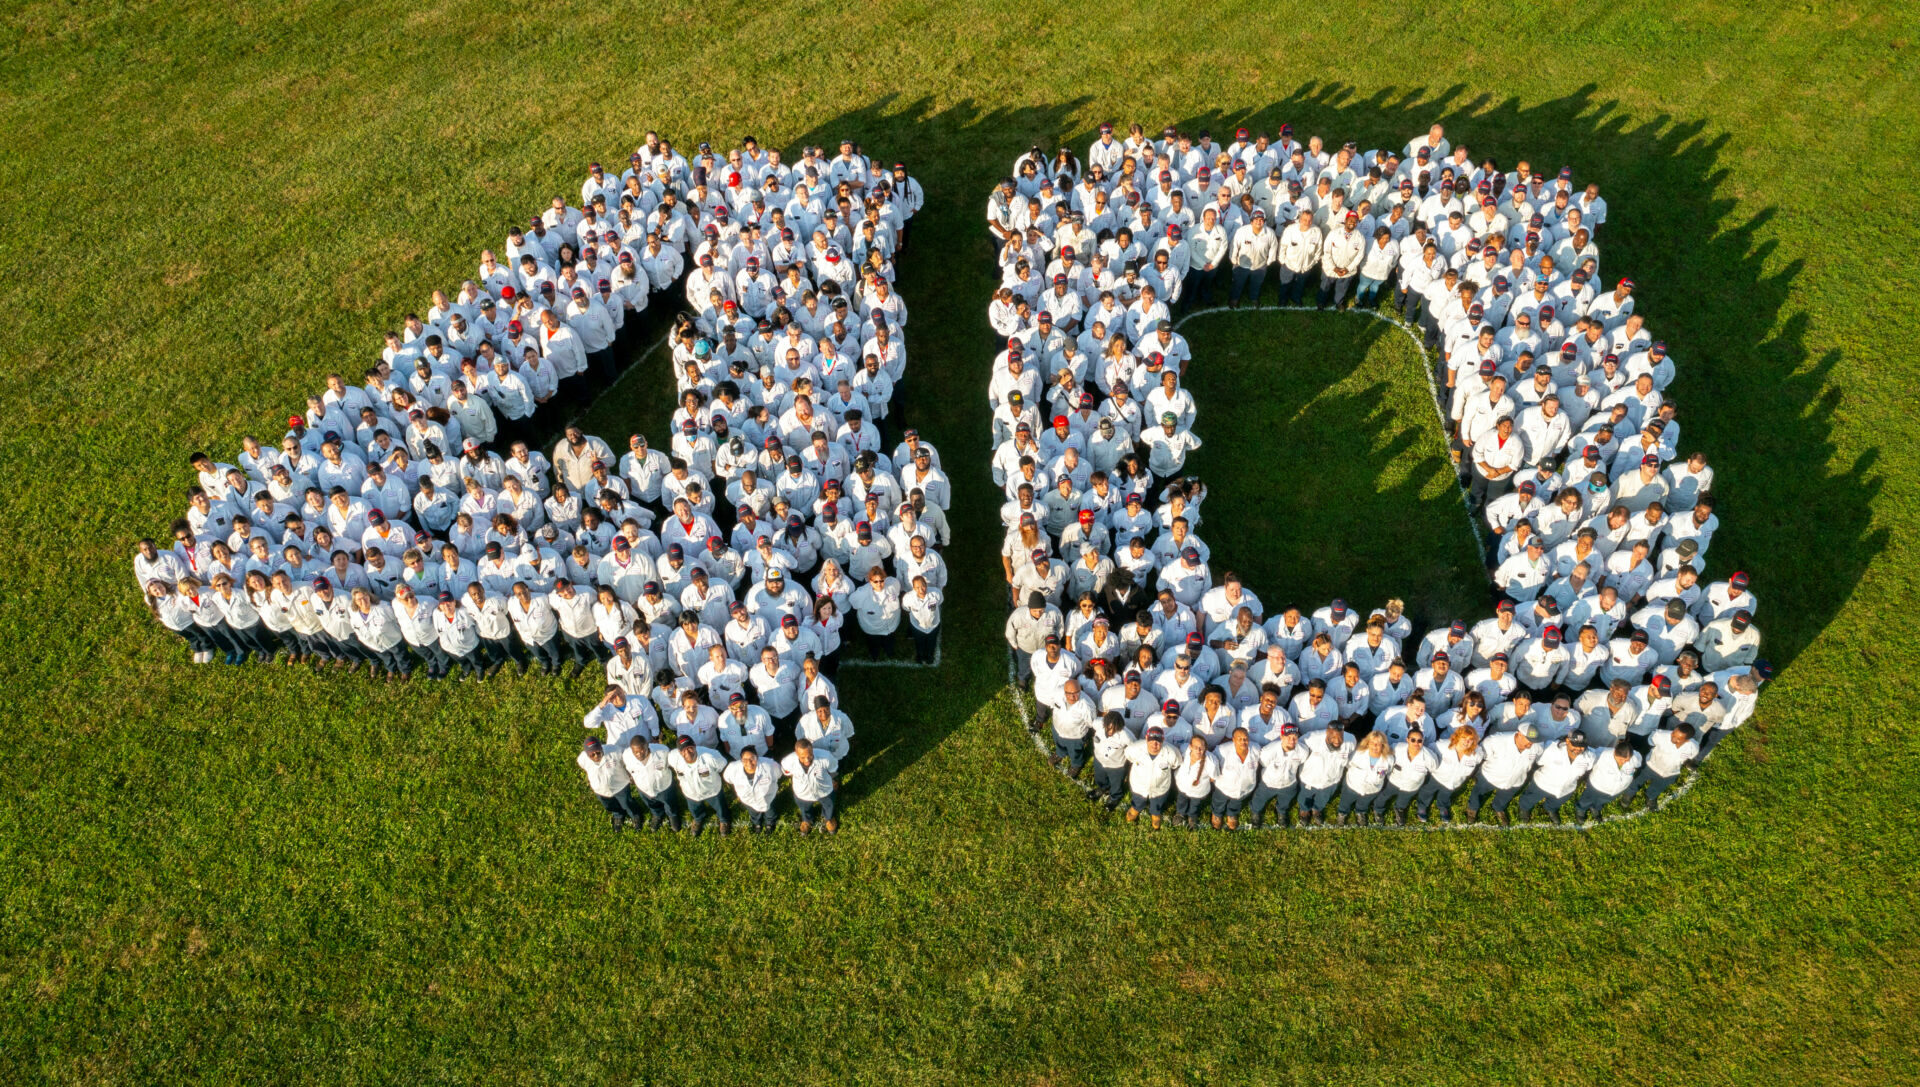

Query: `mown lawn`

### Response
(3, 2, 1918, 1084)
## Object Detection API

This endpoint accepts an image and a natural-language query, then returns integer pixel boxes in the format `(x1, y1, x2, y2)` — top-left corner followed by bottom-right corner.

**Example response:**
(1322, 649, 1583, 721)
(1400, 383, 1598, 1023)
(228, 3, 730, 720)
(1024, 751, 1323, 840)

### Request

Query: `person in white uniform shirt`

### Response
(620, 734, 682, 831)
(1171, 735, 1219, 829)
(1241, 722, 1301, 827)
(1514, 731, 1597, 823)
(1621, 723, 1699, 811)
(848, 563, 903, 660)
(1572, 739, 1641, 822)
(1382, 728, 1440, 825)
(1695, 665, 1768, 762)
(1088, 712, 1136, 811)
(577, 736, 638, 831)
(1209, 728, 1260, 829)
(1124, 726, 1182, 828)
(781, 737, 840, 835)
(1295, 725, 1352, 825)
(1467, 724, 1542, 825)
(1048, 679, 1098, 777)
(669, 734, 731, 836)
(1335, 731, 1395, 825)
(723, 747, 782, 834)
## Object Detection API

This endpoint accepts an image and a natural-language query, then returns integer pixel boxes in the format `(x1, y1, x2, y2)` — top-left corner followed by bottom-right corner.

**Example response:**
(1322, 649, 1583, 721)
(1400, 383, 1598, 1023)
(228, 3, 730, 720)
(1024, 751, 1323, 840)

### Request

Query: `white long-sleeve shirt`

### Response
(1229, 224, 1278, 270)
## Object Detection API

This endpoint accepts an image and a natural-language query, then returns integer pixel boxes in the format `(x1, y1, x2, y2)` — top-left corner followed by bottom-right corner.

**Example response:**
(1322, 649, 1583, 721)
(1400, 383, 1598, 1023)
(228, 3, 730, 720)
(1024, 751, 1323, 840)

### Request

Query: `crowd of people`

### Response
(133, 133, 935, 836)
(991, 121, 1771, 829)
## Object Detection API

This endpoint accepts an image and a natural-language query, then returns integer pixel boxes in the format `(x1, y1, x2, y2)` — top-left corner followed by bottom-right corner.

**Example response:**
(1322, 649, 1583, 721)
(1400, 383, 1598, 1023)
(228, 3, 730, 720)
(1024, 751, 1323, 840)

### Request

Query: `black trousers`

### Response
(909, 624, 939, 664)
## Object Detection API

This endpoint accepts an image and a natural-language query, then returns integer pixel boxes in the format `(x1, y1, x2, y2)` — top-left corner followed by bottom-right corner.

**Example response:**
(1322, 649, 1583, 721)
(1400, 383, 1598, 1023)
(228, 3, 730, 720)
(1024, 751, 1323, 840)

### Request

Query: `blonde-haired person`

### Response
(1417, 727, 1484, 824)
(1335, 731, 1394, 825)
(811, 557, 854, 615)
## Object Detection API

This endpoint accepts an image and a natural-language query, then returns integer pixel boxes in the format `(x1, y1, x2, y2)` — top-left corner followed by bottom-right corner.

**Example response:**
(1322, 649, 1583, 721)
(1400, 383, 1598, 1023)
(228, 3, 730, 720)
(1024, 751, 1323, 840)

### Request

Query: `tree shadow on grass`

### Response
(1177, 310, 1485, 635)
(1149, 82, 1882, 675)
(590, 82, 1877, 810)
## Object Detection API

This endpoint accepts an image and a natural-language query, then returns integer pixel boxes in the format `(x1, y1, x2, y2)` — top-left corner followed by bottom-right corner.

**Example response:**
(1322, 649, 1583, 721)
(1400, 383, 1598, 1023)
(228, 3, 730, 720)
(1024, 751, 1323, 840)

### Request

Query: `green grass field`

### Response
(5, 2, 1920, 1083)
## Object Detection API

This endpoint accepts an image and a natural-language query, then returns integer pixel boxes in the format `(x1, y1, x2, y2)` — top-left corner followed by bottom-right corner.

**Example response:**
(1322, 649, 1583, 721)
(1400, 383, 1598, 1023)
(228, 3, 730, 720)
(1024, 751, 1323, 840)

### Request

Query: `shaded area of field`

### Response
(1179, 310, 1487, 627)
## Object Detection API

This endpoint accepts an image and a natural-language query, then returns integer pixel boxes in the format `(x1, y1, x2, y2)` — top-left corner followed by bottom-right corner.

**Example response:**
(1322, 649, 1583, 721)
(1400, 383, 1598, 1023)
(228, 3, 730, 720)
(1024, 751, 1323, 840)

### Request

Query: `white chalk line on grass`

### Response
(1004, 302, 1700, 831)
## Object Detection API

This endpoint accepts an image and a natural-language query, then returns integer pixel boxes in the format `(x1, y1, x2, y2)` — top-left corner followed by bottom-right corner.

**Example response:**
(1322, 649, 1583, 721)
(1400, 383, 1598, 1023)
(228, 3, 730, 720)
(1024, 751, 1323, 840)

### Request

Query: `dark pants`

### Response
(526, 634, 565, 674)
(1249, 781, 1299, 825)
(1468, 468, 1514, 509)
(1401, 286, 1425, 326)
(474, 636, 522, 673)
(230, 623, 278, 660)
(1194, 264, 1222, 306)
(1129, 789, 1171, 816)
(410, 641, 448, 678)
(1052, 732, 1089, 775)
(1093, 763, 1128, 804)
(1624, 766, 1681, 809)
(1210, 789, 1250, 819)
(371, 642, 413, 676)
(596, 788, 637, 821)
(199, 623, 240, 658)
(909, 624, 939, 664)
(743, 804, 778, 831)
(1229, 265, 1266, 306)
(1696, 727, 1733, 761)
(588, 347, 616, 387)
(864, 628, 895, 661)
(687, 792, 729, 826)
(634, 786, 679, 827)
(1468, 774, 1523, 815)
(178, 625, 219, 656)
(1384, 783, 1421, 815)
(322, 632, 365, 662)
(1514, 784, 1574, 817)
(1416, 777, 1462, 819)
(1298, 783, 1339, 815)
(1279, 267, 1312, 304)
(1012, 648, 1036, 685)
(445, 647, 480, 677)
(770, 711, 801, 752)
(1174, 791, 1210, 821)
(1337, 788, 1389, 816)
(794, 789, 837, 824)
(560, 630, 603, 664)
(1574, 784, 1622, 818)
(1318, 274, 1355, 309)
